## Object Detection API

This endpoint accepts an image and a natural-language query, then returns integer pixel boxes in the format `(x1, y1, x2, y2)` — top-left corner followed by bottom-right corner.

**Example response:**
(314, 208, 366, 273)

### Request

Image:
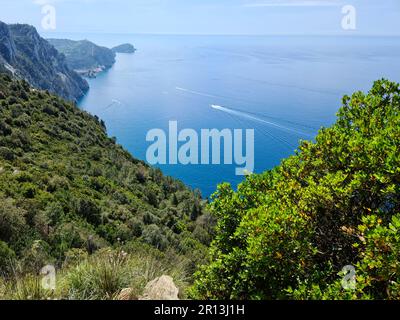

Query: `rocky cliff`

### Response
(0, 21, 88, 101)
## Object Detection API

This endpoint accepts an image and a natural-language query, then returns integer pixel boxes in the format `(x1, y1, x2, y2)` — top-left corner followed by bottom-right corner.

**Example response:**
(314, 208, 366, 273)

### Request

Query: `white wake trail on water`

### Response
(112, 99, 122, 105)
(175, 87, 221, 99)
(211, 104, 309, 136)
(175, 86, 313, 136)
(103, 99, 123, 111)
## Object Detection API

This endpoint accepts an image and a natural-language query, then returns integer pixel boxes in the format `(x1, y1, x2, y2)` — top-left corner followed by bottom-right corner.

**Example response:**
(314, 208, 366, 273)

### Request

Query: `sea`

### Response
(45, 33, 400, 197)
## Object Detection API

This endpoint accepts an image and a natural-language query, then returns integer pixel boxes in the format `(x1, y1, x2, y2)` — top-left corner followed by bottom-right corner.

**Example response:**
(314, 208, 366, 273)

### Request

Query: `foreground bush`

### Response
(191, 79, 400, 300)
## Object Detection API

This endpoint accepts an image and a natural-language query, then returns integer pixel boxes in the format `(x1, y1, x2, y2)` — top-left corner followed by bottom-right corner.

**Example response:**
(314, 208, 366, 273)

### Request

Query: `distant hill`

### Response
(47, 39, 117, 78)
(112, 43, 136, 54)
(0, 21, 88, 102)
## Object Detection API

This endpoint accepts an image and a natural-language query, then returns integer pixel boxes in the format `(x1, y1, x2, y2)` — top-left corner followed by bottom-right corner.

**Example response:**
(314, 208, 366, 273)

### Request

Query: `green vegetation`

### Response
(1, 244, 190, 300)
(191, 79, 400, 300)
(47, 39, 116, 76)
(1, 71, 399, 300)
(0, 73, 213, 299)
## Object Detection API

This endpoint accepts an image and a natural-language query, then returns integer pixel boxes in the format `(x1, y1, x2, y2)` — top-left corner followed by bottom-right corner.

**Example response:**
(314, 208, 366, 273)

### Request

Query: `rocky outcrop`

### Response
(0, 22, 16, 65)
(0, 21, 89, 102)
(139, 275, 180, 300)
(117, 276, 180, 301)
(117, 288, 138, 301)
(112, 43, 136, 54)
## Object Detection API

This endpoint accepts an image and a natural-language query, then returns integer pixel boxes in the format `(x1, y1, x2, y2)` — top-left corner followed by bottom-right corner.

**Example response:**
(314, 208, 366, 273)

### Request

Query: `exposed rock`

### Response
(0, 22, 16, 63)
(0, 21, 89, 102)
(139, 275, 180, 300)
(117, 288, 138, 301)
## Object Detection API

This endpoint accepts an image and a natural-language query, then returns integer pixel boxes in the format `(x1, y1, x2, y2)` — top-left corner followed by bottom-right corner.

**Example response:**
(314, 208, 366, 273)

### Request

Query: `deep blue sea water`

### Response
(53, 34, 400, 197)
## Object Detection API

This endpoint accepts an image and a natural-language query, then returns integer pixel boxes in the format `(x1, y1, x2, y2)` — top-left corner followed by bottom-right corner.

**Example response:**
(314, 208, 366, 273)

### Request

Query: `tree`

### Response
(0, 197, 27, 244)
(0, 240, 16, 275)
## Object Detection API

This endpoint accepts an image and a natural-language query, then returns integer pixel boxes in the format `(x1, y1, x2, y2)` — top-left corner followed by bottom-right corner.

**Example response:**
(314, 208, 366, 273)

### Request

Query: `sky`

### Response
(0, 0, 399, 35)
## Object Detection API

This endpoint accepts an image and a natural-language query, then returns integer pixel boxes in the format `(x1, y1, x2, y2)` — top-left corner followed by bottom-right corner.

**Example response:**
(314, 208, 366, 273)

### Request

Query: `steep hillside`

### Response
(0, 22, 88, 102)
(47, 39, 116, 78)
(0, 74, 212, 287)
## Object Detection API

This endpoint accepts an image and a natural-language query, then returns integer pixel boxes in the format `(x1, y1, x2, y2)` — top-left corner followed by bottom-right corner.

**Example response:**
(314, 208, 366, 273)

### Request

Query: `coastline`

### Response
(75, 65, 109, 79)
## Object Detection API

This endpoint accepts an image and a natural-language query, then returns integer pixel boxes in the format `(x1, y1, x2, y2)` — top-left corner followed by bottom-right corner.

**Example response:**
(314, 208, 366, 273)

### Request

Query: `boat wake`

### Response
(176, 87, 221, 99)
(211, 104, 310, 136)
(104, 99, 123, 110)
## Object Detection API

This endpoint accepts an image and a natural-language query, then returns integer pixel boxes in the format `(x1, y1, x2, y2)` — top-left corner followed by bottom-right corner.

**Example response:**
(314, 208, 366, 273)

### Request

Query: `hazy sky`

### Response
(0, 0, 399, 35)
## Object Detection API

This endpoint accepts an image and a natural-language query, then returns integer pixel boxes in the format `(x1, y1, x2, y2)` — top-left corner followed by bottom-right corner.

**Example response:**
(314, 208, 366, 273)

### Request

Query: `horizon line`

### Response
(38, 31, 400, 38)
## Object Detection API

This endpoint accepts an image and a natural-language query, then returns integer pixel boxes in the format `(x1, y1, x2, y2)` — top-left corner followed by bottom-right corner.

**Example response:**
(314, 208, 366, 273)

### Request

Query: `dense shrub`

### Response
(191, 79, 400, 300)
(142, 224, 169, 250)
(0, 240, 16, 275)
(20, 240, 53, 273)
(0, 146, 14, 160)
(0, 197, 27, 245)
